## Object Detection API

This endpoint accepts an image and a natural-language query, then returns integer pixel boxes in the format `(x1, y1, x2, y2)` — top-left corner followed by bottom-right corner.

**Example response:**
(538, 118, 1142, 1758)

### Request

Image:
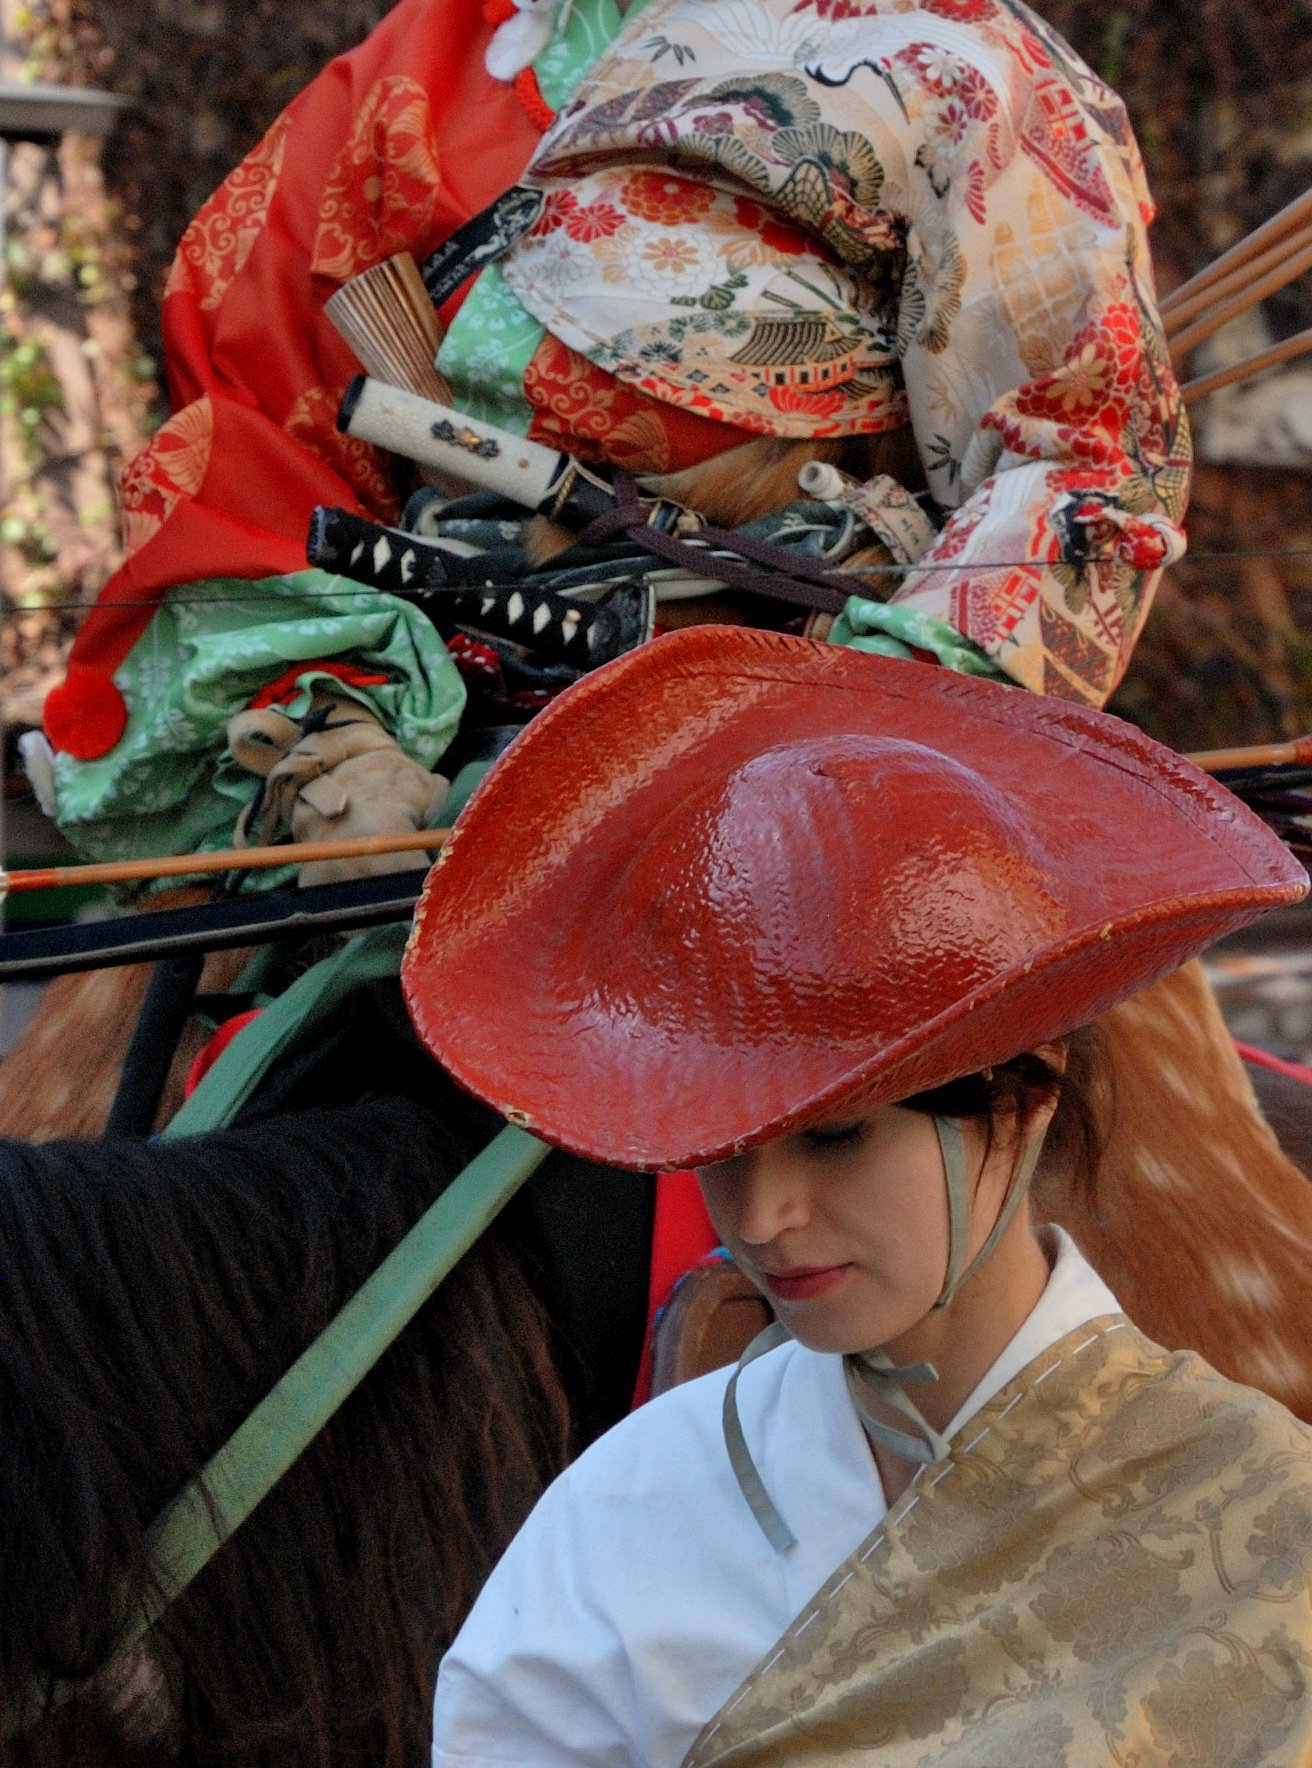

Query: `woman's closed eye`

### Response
(801, 1118, 867, 1151)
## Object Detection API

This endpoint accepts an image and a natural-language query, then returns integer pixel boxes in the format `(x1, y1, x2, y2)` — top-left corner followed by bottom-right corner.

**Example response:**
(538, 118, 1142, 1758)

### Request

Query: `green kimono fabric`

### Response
(51, 571, 465, 892)
(686, 1318, 1312, 1768)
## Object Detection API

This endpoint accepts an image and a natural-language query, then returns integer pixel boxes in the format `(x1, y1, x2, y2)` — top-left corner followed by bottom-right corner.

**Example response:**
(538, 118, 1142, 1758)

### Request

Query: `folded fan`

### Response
(324, 253, 453, 404)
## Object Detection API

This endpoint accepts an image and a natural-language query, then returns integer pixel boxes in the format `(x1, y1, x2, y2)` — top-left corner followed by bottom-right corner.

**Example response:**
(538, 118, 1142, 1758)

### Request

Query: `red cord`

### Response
(512, 66, 557, 131)
(1234, 1039, 1312, 1089)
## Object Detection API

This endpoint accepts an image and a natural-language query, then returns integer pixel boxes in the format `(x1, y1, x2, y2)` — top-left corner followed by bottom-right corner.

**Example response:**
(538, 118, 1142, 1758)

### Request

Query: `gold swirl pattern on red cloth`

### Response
(164, 113, 294, 314)
(311, 76, 445, 286)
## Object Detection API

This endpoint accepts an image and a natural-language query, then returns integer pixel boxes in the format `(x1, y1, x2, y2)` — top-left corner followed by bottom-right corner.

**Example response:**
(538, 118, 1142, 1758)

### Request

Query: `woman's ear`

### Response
(1021, 1041, 1069, 1139)
(1034, 1039, 1069, 1075)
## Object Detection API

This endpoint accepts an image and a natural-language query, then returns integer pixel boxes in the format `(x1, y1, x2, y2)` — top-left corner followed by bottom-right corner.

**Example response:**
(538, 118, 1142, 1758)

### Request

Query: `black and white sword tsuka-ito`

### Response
(447, 581, 653, 668)
(307, 504, 508, 591)
(306, 505, 653, 668)
(337, 375, 620, 531)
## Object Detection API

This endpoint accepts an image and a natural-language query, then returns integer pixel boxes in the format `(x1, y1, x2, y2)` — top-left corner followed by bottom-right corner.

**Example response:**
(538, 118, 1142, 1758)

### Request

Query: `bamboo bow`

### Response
(0, 828, 450, 898)
(2, 735, 1309, 900)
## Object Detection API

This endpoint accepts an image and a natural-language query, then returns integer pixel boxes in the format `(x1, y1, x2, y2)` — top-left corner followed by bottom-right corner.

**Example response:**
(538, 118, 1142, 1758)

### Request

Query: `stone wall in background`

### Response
(0, 0, 386, 748)
(2, 0, 1312, 757)
(0, 126, 156, 727)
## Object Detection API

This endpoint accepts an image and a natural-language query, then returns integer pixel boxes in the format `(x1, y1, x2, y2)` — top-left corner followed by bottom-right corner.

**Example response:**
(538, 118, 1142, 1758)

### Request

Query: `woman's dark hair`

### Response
(901, 1024, 1108, 1203)
(0, 1096, 571, 1768)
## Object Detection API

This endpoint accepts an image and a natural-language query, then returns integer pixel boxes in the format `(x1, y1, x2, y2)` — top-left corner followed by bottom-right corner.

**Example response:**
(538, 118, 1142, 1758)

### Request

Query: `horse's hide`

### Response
(0, 963, 157, 1139)
(0, 890, 256, 1139)
(0, 946, 254, 1139)
(0, 1097, 572, 1768)
(1038, 957, 1312, 1421)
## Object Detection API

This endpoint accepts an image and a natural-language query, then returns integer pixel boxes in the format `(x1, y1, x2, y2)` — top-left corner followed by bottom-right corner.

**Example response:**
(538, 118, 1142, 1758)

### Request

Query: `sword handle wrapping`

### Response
(308, 505, 498, 592)
(306, 506, 654, 668)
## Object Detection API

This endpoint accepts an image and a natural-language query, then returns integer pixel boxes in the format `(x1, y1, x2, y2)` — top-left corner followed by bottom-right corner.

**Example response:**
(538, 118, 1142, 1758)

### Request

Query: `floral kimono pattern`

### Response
(496, 0, 1191, 702)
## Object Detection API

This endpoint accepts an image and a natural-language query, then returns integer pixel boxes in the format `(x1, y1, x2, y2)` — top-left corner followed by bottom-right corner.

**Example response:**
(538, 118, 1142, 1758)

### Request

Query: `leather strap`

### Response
(417, 184, 546, 308)
(581, 471, 859, 615)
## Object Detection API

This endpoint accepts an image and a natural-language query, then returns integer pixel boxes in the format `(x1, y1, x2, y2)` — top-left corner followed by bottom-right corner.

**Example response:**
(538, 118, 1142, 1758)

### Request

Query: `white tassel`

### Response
(18, 730, 57, 819)
(486, 0, 557, 82)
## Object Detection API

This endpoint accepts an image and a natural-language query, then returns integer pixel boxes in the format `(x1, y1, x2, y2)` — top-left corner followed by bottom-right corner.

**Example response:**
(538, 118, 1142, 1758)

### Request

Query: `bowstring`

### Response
(6, 544, 1312, 620)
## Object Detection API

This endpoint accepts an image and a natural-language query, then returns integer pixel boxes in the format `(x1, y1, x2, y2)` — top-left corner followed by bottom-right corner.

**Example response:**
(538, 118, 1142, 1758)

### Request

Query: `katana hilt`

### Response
(336, 376, 685, 535)
(306, 505, 654, 669)
(308, 505, 500, 593)
(448, 582, 654, 669)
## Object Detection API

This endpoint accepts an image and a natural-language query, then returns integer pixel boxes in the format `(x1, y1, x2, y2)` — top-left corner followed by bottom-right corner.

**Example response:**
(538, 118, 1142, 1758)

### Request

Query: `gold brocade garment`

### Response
(684, 1318, 1312, 1768)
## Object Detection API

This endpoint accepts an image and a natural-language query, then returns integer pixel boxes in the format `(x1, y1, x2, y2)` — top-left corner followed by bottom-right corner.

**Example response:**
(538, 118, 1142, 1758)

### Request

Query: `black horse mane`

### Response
(0, 1096, 571, 1767)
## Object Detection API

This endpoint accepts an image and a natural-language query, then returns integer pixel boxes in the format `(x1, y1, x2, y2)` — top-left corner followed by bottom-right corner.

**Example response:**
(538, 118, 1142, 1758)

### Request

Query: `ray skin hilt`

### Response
(335, 374, 671, 534)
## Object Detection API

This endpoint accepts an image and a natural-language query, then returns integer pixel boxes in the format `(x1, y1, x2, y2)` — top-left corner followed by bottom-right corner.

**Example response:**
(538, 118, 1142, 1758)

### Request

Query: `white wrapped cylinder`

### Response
(339, 377, 564, 508)
(796, 460, 849, 501)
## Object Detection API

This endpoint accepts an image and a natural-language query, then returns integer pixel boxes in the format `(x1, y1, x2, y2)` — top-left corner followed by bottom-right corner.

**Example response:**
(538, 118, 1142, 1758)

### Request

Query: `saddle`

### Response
(650, 1261, 774, 1398)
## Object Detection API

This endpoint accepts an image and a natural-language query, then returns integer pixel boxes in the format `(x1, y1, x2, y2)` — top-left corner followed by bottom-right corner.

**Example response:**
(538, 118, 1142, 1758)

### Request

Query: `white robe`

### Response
(432, 1228, 1120, 1768)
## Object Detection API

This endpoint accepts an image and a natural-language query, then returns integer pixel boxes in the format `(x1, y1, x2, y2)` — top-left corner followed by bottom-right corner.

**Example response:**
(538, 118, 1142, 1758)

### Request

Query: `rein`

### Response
(2, 1121, 551, 1738)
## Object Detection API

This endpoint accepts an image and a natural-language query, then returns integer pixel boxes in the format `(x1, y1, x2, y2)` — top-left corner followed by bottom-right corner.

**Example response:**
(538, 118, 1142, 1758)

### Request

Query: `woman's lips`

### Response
(759, 1263, 852, 1302)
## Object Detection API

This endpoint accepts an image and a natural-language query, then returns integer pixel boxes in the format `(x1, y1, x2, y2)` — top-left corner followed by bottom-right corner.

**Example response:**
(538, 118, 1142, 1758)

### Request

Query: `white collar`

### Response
(940, 1224, 1121, 1443)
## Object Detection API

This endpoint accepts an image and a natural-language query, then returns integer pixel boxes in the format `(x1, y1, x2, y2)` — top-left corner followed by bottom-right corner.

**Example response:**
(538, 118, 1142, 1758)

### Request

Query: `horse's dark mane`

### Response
(0, 1096, 571, 1767)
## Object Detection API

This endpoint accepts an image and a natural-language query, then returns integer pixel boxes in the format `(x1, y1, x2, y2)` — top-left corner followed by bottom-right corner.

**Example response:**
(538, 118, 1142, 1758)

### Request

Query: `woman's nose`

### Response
(733, 1151, 811, 1245)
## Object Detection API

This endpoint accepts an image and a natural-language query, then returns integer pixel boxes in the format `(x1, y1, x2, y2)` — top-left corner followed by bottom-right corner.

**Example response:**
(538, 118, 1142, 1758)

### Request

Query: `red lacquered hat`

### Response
(402, 628, 1307, 1170)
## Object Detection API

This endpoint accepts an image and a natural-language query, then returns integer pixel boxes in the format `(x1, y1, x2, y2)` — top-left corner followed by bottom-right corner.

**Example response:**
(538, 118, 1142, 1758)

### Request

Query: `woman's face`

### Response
(696, 1102, 1006, 1356)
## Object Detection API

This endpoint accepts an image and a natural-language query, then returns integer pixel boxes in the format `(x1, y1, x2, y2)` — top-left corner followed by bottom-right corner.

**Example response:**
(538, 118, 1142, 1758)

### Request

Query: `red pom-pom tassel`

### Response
(43, 662, 129, 760)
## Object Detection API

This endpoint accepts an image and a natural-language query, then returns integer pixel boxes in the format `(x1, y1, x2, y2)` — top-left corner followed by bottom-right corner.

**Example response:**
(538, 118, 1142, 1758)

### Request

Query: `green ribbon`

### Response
(4, 1121, 552, 1736)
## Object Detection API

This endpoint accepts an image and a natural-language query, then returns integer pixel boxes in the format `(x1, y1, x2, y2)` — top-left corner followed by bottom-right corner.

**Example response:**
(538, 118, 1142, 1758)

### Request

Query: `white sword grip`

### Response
(343, 378, 563, 508)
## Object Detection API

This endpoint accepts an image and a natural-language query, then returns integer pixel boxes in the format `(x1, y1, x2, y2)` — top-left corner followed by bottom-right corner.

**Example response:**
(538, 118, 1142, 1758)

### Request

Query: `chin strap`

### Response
(931, 1115, 1049, 1310)
(843, 1349, 948, 1467)
(722, 1320, 797, 1552)
(722, 1114, 1050, 1552)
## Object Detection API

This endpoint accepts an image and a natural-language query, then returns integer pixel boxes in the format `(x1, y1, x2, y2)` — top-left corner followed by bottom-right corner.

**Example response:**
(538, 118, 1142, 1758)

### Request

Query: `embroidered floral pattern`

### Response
(487, 0, 1189, 708)
(504, 165, 906, 439)
(620, 169, 716, 224)
(686, 1323, 1312, 1768)
(163, 114, 293, 313)
(119, 395, 215, 555)
(310, 77, 443, 286)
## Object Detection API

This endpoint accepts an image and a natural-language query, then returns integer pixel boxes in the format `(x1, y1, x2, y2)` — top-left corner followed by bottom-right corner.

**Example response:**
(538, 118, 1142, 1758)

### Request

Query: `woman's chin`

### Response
(774, 1280, 933, 1357)
(774, 1290, 908, 1357)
